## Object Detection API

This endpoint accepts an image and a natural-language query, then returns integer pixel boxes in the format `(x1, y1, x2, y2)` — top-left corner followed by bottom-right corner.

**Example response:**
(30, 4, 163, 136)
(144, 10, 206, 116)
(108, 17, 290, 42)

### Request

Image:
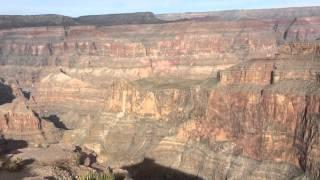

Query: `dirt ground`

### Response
(0, 143, 94, 180)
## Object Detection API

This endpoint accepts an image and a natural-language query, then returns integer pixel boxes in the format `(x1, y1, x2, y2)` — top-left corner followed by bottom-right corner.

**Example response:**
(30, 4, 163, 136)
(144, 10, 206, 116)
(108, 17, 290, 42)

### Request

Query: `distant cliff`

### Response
(0, 12, 165, 29)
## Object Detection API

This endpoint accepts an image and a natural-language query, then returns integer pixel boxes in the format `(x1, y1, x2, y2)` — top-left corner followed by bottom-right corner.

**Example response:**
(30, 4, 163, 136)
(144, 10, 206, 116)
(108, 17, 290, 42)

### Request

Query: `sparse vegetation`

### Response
(3, 157, 23, 172)
(75, 151, 83, 165)
(78, 171, 115, 180)
(52, 160, 75, 179)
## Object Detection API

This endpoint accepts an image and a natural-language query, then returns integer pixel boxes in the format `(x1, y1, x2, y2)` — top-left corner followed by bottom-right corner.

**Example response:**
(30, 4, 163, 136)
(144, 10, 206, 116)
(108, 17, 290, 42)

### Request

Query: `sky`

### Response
(1, 0, 320, 17)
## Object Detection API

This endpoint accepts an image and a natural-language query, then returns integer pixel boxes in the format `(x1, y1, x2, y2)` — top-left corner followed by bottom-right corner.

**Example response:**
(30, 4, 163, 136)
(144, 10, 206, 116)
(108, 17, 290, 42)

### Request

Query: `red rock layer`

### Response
(0, 83, 61, 145)
(0, 8, 320, 179)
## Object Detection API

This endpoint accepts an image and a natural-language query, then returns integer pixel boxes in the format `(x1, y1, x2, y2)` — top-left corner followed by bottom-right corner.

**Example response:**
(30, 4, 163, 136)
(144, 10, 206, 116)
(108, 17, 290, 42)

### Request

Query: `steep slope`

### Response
(0, 81, 62, 146)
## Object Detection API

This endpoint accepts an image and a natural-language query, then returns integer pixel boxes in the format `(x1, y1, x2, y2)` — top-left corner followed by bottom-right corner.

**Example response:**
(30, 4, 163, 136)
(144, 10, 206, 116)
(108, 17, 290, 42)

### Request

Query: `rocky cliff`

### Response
(0, 81, 62, 146)
(0, 7, 319, 180)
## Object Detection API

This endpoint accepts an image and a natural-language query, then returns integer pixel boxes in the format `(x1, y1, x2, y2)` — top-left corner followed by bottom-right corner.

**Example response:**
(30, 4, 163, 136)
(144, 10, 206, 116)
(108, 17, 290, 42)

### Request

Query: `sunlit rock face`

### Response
(0, 6, 320, 180)
(0, 81, 62, 146)
(205, 80, 320, 171)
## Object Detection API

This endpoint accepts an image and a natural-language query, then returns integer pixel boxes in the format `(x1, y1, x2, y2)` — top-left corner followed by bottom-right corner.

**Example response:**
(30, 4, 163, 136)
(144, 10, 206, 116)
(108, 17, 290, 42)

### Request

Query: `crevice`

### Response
(47, 42, 53, 56)
(283, 17, 297, 41)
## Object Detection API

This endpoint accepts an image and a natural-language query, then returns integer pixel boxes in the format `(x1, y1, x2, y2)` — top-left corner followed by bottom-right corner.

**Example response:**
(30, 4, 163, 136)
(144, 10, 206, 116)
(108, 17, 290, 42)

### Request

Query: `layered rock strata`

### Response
(0, 81, 62, 145)
(0, 7, 320, 180)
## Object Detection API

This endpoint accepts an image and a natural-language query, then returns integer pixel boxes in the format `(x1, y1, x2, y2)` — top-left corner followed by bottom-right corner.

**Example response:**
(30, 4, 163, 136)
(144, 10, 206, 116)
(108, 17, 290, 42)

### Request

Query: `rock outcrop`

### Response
(0, 81, 62, 146)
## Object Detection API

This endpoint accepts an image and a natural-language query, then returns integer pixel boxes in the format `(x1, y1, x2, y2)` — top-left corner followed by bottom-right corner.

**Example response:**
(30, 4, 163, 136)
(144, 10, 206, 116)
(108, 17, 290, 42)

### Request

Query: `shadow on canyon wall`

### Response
(122, 158, 203, 180)
(0, 82, 15, 105)
(0, 136, 35, 179)
(21, 90, 31, 100)
(42, 114, 69, 130)
(0, 135, 28, 154)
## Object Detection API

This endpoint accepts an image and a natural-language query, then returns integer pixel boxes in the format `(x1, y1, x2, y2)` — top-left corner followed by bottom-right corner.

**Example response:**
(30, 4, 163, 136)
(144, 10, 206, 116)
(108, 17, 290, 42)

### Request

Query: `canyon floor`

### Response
(0, 6, 320, 180)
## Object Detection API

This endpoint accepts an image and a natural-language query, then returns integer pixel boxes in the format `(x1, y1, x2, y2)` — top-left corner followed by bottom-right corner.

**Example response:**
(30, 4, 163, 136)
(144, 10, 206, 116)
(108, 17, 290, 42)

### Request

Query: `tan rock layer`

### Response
(0, 82, 62, 145)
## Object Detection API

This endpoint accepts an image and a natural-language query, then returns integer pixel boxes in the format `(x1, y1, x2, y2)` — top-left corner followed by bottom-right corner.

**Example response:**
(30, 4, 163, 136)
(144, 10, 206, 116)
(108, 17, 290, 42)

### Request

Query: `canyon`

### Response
(0, 6, 319, 180)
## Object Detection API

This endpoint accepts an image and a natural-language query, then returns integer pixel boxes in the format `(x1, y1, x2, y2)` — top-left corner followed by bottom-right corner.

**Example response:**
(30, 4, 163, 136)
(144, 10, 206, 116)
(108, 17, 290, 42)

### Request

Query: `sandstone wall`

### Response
(0, 7, 320, 180)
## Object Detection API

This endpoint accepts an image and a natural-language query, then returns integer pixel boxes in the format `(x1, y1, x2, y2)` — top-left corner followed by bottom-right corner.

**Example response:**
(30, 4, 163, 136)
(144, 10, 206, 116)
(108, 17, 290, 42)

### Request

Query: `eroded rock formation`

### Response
(0, 6, 319, 180)
(0, 81, 62, 146)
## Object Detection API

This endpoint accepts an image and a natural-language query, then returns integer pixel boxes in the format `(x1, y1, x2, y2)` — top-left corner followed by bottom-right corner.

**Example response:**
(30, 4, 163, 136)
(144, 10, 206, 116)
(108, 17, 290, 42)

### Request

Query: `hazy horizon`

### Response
(1, 0, 320, 17)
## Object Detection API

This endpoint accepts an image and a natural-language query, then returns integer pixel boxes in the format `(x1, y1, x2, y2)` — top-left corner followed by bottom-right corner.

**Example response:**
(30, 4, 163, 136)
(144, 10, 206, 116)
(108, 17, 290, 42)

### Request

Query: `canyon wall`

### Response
(0, 7, 319, 180)
(0, 81, 62, 146)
